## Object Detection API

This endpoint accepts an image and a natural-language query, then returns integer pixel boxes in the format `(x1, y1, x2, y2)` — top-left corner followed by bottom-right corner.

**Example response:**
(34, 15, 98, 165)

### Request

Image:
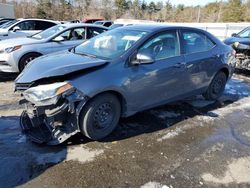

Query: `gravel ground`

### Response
(0, 72, 250, 188)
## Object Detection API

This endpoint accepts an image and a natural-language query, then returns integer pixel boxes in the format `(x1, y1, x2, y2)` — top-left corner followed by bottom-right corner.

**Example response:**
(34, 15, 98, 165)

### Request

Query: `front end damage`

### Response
(17, 83, 88, 145)
(232, 42, 250, 70)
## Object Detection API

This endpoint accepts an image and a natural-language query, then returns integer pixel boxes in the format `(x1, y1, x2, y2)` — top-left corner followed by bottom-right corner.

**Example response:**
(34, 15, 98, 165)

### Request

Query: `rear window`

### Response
(182, 31, 215, 54)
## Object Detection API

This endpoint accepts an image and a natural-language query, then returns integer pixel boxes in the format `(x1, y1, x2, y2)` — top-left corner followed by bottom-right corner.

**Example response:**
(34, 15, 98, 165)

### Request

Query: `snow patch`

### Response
(65, 145, 103, 163)
(33, 145, 103, 165)
(157, 127, 184, 141)
(202, 157, 250, 184)
(141, 182, 171, 188)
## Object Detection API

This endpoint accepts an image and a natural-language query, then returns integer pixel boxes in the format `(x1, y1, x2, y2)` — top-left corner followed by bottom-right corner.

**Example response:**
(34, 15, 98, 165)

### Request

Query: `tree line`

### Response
(3, 0, 250, 22)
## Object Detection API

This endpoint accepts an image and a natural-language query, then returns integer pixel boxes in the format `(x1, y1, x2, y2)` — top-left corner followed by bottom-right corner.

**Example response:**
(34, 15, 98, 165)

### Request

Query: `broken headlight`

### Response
(23, 82, 73, 106)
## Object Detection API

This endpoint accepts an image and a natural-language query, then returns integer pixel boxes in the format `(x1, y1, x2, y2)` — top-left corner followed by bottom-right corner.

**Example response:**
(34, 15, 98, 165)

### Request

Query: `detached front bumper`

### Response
(19, 90, 87, 145)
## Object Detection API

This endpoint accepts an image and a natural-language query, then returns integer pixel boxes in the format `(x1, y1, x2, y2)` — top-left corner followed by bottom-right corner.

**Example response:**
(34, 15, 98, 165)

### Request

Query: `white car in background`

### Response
(0, 18, 59, 40)
(0, 23, 107, 72)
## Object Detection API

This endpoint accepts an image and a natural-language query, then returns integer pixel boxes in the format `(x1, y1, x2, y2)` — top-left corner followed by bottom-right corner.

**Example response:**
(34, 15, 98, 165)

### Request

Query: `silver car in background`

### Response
(0, 23, 107, 72)
(0, 18, 59, 40)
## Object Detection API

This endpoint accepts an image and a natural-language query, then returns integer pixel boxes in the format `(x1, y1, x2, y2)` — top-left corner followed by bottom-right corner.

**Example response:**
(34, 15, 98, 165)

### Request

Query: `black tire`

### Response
(19, 53, 41, 72)
(203, 71, 227, 100)
(79, 93, 121, 140)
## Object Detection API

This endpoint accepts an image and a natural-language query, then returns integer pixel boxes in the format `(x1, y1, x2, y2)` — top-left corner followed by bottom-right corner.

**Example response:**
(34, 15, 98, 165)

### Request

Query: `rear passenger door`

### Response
(180, 29, 218, 93)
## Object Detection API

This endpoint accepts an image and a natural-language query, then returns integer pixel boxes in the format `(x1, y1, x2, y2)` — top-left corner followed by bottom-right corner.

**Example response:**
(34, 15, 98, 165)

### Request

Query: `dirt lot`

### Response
(0, 72, 250, 188)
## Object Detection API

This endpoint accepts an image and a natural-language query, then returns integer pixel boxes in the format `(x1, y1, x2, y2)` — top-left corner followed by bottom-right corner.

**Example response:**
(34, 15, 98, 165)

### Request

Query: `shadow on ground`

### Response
(0, 72, 18, 82)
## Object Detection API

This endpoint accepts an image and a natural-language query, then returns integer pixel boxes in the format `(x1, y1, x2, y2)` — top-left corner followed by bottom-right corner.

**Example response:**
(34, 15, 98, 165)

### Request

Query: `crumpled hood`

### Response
(224, 37, 250, 45)
(16, 51, 108, 84)
(0, 37, 44, 49)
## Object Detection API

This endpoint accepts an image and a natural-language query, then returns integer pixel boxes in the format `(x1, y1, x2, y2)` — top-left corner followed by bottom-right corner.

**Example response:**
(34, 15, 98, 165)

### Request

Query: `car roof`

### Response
(96, 20, 113, 23)
(121, 24, 205, 32)
(17, 18, 60, 24)
(62, 23, 108, 30)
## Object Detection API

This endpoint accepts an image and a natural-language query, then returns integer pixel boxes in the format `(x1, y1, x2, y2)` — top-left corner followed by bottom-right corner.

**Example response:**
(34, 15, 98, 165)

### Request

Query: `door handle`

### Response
(174, 62, 186, 68)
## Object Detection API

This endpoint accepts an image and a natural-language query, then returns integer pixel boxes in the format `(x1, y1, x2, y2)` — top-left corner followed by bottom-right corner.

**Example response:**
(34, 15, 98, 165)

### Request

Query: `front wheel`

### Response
(203, 71, 227, 100)
(79, 93, 121, 140)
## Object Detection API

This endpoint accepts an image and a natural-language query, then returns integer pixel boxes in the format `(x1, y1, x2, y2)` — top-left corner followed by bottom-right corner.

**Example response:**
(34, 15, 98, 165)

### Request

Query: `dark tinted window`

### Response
(86, 27, 106, 39)
(182, 31, 215, 54)
(104, 22, 112, 27)
(138, 31, 180, 60)
(35, 21, 56, 30)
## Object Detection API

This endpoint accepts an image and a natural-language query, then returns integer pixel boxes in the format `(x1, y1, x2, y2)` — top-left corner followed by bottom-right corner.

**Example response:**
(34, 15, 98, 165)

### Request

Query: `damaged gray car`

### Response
(15, 25, 235, 145)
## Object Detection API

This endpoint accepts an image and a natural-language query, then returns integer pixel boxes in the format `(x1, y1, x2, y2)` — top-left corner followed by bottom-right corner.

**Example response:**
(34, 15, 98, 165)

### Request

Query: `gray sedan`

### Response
(0, 23, 107, 72)
(16, 25, 235, 145)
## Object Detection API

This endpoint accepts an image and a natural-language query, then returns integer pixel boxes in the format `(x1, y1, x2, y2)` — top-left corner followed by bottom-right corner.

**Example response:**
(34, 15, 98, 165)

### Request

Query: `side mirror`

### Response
(53, 36, 64, 42)
(12, 26, 20, 32)
(231, 33, 237, 37)
(131, 52, 154, 65)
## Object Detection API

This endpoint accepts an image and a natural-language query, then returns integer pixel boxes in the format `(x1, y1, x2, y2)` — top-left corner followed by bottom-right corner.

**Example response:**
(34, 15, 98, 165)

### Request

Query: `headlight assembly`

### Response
(23, 82, 73, 106)
(4, 45, 22, 53)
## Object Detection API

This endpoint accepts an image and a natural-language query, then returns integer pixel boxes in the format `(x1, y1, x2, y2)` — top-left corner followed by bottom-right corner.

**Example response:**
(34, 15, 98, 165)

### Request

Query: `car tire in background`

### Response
(203, 71, 227, 100)
(79, 93, 121, 140)
(19, 52, 41, 72)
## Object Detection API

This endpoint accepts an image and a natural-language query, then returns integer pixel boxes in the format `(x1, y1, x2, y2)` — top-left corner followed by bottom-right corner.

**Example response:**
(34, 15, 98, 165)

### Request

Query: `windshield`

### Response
(109, 24, 124, 30)
(237, 27, 250, 38)
(0, 20, 18, 29)
(32, 25, 66, 39)
(74, 29, 147, 59)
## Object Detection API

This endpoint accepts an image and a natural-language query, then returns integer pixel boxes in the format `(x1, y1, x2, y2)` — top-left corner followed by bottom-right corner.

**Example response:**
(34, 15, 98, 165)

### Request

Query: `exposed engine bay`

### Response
(17, 82, 88, 145)
(232, 42, 250, 70)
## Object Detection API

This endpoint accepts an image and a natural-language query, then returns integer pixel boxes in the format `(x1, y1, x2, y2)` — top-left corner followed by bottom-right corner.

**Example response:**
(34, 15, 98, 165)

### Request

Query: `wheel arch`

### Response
(18, 52, 43, 71)
(87, 90, 128, 117)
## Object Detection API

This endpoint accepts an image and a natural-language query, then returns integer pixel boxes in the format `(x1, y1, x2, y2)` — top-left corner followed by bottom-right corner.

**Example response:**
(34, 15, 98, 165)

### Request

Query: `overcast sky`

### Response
(146, 0, 220, 6)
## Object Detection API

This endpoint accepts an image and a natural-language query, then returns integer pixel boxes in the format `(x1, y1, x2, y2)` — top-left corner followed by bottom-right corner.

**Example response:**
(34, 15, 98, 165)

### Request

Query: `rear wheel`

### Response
(19, 53, 41, 72)
(79, 93, 121, 140)
(203, 71, 227, 100)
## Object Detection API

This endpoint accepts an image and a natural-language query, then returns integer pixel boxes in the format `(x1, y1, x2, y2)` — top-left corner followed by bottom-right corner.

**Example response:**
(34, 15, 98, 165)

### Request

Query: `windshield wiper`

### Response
(74, 51, 97, 58)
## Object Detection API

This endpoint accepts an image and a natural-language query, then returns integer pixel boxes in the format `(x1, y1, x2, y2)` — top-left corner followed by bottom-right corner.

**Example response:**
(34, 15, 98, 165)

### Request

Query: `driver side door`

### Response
(126, 30, 189, 110)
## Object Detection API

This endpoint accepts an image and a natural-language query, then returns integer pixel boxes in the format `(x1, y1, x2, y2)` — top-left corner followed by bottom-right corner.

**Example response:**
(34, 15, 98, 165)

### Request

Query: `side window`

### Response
(87, 27, 106, 39)
(138, 31, 180, 60)
(14, 21, 36, 30)
(71, 28, 85, 40)
(182, 31, 215, 54)
(57, 28, 85, 41)
(35, 21, 56, 30)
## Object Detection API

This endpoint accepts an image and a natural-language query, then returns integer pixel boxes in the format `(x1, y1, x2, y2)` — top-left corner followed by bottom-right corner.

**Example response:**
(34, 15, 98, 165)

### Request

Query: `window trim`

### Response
(179, 29, 217, 55)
